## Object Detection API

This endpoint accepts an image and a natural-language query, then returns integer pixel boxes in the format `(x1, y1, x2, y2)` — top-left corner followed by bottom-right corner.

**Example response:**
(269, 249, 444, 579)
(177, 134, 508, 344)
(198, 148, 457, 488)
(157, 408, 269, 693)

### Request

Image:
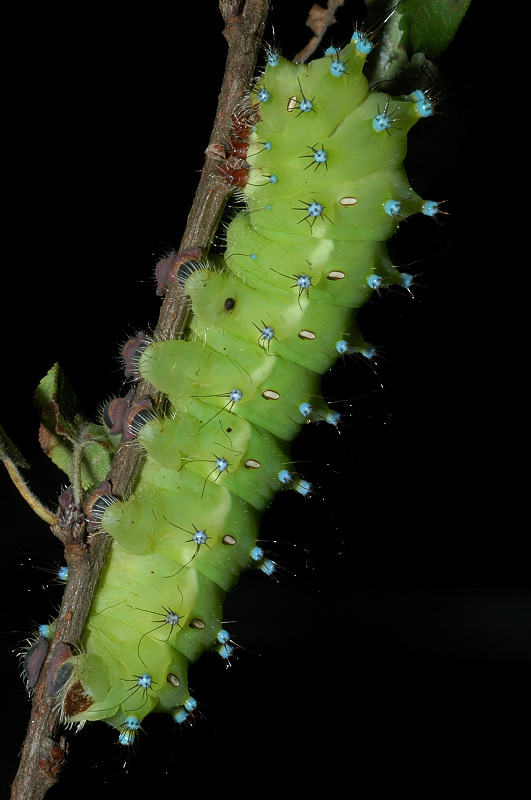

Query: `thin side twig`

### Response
(292, 0, 345, 63)
(10, 2, 270, 798)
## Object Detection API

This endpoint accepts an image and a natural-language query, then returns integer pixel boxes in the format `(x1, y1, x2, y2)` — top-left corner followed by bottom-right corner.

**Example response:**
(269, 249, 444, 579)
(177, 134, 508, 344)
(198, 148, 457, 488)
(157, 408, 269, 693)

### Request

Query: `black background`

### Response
(2, 2, 520, 797)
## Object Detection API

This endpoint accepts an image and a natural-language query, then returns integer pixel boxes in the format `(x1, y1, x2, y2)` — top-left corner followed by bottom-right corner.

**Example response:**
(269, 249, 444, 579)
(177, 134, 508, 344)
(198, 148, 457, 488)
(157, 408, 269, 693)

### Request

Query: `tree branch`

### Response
(10, 2, 270, 798)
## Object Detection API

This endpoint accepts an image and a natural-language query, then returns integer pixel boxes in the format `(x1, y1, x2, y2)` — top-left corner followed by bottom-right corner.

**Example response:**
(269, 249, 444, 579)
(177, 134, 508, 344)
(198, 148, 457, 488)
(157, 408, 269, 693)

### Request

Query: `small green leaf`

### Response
(34, 363, 83, 441)
(0, 422, 29, 469)
(34, 363, 116, 489)
(399, 0, 472, 62)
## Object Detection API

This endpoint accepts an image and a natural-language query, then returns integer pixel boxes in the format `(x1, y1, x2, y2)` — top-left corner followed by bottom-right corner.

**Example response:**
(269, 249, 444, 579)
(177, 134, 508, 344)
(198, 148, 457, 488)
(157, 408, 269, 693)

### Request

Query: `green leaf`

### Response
(399, 0, 472, 61)
(34, 363, 116, 489)
(0, 422, 29, 469)
(364, 0, 471, 94)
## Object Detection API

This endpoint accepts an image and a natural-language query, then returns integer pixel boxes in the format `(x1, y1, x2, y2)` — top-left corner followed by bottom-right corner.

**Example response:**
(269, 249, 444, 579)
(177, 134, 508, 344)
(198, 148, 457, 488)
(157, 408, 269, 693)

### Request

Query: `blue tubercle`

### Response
(278, 469, 293, 485)
(173, 707, 189, 724)
(297, 274, 312, 291)
(250, 546, 264, 562)
(330, 59, 347, 77)
(137, 673, 153, 690)
(184, 696, 197, 712)
(118, 715, 141, 746)
(410, 89, 434, 118)
(259, 325, 275, 343)
(216, 629, 234, 659)
(383, 199, 401, 217)
(372, 111, 393, 133)
(259, 558, 276, 576)
(326, 410, 341, 427)
(219, 643, 234, 659)
(217, 629, 231, 644)
(367, 274, 383, 289)
(351, 30, 373, 54)
(421, 200, 439, 217)
(192, 530, 208, 546)
(361, 345, 377, 359)
(299, 402, 313, 419)
(229, 388, 243, 403)
(301, 145, 328, 172)
(306, 201, 323, 218)
(215, 457, 229, 473)
(312, 148, 327, 164)
(293, 478, 312, 497)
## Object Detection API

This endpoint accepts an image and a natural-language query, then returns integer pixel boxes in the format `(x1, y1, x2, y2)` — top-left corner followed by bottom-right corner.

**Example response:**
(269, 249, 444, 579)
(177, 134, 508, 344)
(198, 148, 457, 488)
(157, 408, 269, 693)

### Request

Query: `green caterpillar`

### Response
(52, 29, 438, 745)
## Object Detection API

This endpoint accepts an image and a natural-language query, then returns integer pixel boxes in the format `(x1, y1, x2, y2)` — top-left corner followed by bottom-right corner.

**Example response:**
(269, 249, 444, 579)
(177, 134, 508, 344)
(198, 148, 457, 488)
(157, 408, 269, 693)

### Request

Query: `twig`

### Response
(10, 2, 270, 798)
(292, 0, 345, 63)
